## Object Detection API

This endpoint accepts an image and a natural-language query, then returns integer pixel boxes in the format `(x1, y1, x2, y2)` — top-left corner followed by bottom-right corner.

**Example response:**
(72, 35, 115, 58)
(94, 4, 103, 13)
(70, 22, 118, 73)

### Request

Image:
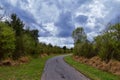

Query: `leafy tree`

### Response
(7, 14, 25, 59)
(8, 14, 24, 36)
(30, 30, 39, 43)
(72, 27, 86, 55)
(0, 22, 15, 60)
(22, 33, 36, 56)
(81, 41, 95, 58)
(94, 23, 120, 62)
(106, 23, 120, 61)
(72, 27, 87, 44)
(73, 42, 82, 56)
(72, 27, 96, 58)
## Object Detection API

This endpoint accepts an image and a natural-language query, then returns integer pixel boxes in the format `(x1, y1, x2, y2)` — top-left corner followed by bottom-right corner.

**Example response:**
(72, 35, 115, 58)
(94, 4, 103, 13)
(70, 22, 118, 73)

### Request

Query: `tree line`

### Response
(0, 14, 70, 60)
(72, 23, 120, 63)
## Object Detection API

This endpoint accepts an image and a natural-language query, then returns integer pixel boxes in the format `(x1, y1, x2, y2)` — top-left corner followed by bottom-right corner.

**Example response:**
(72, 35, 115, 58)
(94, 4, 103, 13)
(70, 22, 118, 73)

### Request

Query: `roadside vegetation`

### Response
(0, 55, 54, 80)
(72, 23, 120, 62)
(71, 22, 120, 76)
(0, 13, 71, 65)
(0, 7, 71, 79)
(65, 56, 120, 80)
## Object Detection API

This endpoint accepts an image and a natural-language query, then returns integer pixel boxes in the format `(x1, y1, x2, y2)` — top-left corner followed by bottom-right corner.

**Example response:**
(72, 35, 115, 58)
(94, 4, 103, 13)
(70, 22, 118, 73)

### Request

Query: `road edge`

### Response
(64, 55, 92, 80)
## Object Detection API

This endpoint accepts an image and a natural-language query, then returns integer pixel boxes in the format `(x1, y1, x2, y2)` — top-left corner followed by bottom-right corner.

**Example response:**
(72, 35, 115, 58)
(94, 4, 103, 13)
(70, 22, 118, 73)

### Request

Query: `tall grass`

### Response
(64, 56, 120, 80)
(0, 56, 53, 80)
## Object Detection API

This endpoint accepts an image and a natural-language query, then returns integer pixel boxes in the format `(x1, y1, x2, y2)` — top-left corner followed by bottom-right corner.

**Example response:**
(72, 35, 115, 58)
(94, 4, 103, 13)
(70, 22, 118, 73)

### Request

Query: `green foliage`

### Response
(94, 23, 120, 62)
(22, 33, 36, 55)
(81, 42, 95, 58)
(65, 56, 120, 80)
(1, 14, 41, 60)
(72, 27, 87, 43)
(72, 27, 95, 58)
(8, 14, 24, 36)
(95, 34, 114, 62)
(5, 14, 40, 59)
(29, 30, 39, 43)
(108, 23, 120, 61)
(0, 13, 72, 60)
(0, 55, 54, 80)
(38, 43, 64, 55)
(0, 22, 15, 59)
(74, 43, 82, 56)
(63, 46, 67, 53)
(7, 14, 25, 59)
(74, 41, 95, 58)
(72, 23, 120, 61)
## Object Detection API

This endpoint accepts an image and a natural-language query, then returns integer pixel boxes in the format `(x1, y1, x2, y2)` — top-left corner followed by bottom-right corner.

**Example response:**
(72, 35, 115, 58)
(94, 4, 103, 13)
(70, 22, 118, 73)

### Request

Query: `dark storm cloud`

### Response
(0, 0, 36, 24)
(55, 11, 75, 37)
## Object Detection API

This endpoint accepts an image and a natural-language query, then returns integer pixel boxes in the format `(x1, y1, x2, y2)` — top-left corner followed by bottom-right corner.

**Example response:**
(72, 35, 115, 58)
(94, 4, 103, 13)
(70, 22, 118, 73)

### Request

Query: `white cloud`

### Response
(43, 23, 58, 36)
(23, 0, 60, 23)
(7, 0, 18, 6)
(75, 0, 107, 27)
(38, 37, 74, 48)
(1, 0, 120, 47)
(75, 0, 120, 40)
(38, 3, 59, 23)
(87, 32, 98, 41)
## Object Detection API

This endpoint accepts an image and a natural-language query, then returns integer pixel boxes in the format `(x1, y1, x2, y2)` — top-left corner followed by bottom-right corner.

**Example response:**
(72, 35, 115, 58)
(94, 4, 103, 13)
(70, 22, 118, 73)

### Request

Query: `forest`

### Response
(0, 14, 71, 61)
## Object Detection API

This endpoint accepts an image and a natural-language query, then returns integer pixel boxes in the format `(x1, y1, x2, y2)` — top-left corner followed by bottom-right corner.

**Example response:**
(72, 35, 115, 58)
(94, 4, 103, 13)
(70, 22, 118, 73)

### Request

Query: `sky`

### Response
(0, 0, 120, 48)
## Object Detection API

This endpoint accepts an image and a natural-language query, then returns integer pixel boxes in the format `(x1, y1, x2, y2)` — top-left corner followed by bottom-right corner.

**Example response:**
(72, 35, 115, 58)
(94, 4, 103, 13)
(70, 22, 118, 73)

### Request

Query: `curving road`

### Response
(41, 55, 90, 80)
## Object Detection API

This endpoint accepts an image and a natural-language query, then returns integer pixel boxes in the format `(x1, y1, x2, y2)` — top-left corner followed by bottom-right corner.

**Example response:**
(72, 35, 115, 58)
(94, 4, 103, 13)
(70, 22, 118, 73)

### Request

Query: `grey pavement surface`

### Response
(41, 55, 90, 80)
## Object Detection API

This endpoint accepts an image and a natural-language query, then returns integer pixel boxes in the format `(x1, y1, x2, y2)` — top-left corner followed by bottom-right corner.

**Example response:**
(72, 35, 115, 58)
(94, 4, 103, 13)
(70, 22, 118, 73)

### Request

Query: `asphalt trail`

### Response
(41, 55, 90, 80)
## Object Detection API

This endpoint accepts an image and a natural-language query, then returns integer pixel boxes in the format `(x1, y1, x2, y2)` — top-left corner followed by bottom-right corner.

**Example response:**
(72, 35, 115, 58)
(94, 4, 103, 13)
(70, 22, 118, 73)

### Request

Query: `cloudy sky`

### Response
(0, 0, 120, 48)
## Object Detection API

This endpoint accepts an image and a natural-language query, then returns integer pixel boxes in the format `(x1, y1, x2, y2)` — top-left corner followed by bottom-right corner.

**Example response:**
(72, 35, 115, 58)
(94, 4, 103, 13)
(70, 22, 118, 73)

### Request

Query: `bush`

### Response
(95, 23, 120, 62)
(74, 42, 95, 58)
(0, 22, 15, 60)
(23, 33, 36, 55)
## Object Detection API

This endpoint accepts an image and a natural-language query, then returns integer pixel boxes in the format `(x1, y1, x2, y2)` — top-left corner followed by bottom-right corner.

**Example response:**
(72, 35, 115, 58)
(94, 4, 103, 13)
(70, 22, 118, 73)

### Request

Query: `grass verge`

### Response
(64, 56, 120, 80)
(0, 55, 54, 80)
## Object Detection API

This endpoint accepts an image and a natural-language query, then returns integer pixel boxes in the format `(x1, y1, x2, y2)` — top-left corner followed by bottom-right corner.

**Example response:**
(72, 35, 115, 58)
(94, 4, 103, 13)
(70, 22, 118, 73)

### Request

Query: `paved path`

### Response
(41, 55, 90, 80)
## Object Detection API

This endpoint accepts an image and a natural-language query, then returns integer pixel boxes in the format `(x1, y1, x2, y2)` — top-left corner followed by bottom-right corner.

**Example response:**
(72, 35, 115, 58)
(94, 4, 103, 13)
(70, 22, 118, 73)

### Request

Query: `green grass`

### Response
(64, 56, 120, 80)
(0, 55, 54, 80)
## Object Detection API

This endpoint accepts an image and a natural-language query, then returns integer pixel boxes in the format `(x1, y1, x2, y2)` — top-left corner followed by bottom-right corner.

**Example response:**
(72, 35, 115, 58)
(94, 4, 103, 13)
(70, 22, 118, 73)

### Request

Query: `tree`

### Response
(106, 23, 120, 61)
(63, 46, 67, 53)
(94, 23, 120, 62)
(0, 22, 15, 60)
(22, 33, 36, 56)
(72, 27, 96, 58)
(6, 14, 25, 59)
(9, 14, 24, 36)
(72, 27, 87, 44)
(72, 27, 87, 56)
(30, 30, 39, 43)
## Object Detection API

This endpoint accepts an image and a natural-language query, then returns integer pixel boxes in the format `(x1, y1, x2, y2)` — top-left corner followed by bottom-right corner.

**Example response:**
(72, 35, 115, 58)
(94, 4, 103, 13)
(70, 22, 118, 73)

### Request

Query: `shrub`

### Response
(0, 22, 15, 60)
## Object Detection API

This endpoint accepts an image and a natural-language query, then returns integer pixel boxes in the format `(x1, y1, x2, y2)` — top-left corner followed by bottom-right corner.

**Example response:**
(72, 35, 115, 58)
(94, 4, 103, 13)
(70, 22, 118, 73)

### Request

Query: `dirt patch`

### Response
(40, 53, 48, 58)
(18, 56, 30, 63)
(73, 56, 120, 76)
(0, 56, 30, 66)
(0, 58, 14, 66)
